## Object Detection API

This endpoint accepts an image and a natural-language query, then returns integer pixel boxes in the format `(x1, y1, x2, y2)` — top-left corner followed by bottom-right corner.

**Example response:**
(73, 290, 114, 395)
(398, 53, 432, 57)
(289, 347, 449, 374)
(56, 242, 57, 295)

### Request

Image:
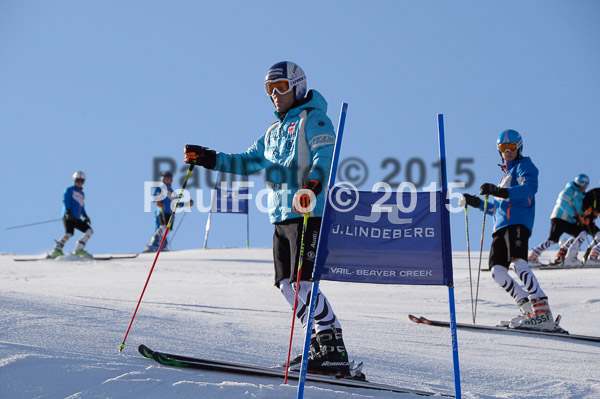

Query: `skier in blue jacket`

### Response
(183, 61, 351, 376)
(50, 171, 94, 258)
(528, 174, 589, 266)
(145, 171, 175, 252)
(462, 129, 560, 331)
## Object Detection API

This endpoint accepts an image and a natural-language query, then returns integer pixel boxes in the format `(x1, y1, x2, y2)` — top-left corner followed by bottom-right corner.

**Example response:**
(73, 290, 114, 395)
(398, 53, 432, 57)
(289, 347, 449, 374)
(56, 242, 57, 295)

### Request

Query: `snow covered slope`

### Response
(1, 249, 599, 398)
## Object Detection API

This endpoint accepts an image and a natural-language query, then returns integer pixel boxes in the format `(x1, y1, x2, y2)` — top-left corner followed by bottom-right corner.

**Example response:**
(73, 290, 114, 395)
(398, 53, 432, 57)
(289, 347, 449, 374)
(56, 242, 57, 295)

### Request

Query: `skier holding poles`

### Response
(462, 129, 561, 331)
(49, 171, 94, 258)
(183, 61, 351, 376)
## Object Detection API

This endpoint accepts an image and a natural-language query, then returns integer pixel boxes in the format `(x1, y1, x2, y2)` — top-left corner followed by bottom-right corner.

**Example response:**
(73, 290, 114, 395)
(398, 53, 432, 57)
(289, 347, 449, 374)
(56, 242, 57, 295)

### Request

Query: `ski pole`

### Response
(464, 206, 476, 324)
(167, 208, 189, 249)
(119, 164, 195, 353)
(203, 172, 221, 249)
(6, 218, 62, 230)
(284, 212, 310, 384)
(473, 194, 488, 323)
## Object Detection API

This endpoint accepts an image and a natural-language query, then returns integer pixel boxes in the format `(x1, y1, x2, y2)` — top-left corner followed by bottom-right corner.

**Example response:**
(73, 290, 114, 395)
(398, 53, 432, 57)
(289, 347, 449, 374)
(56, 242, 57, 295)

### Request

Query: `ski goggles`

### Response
(265, 78, 293, 96)
(74, 178, 85, 184)
(265, 75, 305, 96)
(497, 142, 519, 153)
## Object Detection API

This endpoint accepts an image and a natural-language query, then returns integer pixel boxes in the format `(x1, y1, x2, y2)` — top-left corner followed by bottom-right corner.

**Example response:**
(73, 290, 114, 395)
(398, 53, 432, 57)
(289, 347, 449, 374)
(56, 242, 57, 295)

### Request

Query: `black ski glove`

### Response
(462, 194, 482, 208)
(184, 145, 217, 169)
(83, 215, 91, 225)
(479, 183, 509, 199)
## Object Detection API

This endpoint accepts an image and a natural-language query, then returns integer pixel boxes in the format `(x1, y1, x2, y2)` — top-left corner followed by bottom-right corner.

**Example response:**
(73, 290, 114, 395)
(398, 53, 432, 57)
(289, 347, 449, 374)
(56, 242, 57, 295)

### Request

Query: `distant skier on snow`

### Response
(144, 170, 194, 253)
(49, 171, 94, 258)
(182, 61, 352, 376)
(528, 174, 589, 266)
(462, 129, 560, 331)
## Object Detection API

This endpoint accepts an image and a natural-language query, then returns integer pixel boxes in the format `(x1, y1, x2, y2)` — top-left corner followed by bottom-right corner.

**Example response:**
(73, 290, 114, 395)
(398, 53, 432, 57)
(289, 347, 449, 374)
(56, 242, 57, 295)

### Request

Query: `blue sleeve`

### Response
(63, 187, 73, 213)
(477, 196, 496, 216)
(305, 110, 335, 184)
(152, 186, 167, 213)
(508, 161, 538, 200)
(557, 187, 577, 218)
(214, 133, 267, 176)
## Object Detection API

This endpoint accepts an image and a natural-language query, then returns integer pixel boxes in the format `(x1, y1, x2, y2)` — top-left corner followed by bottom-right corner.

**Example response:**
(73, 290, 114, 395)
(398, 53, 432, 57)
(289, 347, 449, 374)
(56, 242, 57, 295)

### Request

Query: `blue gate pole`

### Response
(296, 103, 348, 399)
(437, 113, 462, 399)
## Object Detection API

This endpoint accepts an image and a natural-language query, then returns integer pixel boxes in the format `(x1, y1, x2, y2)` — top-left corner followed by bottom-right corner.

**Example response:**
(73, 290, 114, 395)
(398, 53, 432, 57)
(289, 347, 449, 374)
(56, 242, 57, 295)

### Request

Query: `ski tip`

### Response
(138, 344, 154, 358)
(408, 314, 422, 323)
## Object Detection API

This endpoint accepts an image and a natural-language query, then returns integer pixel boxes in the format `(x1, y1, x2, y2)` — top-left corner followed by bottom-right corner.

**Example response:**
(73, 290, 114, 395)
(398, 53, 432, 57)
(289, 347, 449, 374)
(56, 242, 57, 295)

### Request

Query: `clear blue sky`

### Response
(2, 1, 599, 255)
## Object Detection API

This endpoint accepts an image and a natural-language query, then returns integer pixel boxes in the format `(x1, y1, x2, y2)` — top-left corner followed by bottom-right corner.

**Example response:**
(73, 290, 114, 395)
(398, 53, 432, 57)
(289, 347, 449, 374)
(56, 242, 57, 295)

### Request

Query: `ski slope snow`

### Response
(1, 248, 599, 398)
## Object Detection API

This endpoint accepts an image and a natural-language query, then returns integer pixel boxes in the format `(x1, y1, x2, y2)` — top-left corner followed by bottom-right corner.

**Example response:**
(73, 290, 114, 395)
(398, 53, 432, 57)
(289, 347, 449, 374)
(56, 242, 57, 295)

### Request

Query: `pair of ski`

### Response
(138, 344, 450, 397)
(409, 314, 600, 343)
(13, 253, 139, 262)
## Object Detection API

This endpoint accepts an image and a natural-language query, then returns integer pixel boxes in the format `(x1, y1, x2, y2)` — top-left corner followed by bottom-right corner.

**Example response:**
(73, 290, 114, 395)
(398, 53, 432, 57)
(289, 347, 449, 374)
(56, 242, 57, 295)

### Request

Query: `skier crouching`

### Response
(528, 174, 589, 266)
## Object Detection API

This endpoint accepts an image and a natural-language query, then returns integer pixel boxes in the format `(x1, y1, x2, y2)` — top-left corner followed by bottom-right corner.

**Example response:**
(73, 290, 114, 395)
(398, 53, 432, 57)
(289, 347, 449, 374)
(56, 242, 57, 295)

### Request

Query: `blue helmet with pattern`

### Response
(574, 174, 589, 190)
(265, 61, 307, 100)
(497, 129, 523, 156)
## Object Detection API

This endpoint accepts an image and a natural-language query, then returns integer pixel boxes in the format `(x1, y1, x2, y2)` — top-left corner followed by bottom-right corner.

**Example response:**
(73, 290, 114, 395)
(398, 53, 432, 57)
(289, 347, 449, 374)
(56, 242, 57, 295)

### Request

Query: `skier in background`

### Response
(144, 171, 194, 252)
(49, 171, 93, 258)
(577, 186, 600, 264)
(550, 186, 600, 265)
(462, 129, 560, 331)
(183, 61, 352, 376)
(144, 171, 174, 253)
(528, 174, 589, 266)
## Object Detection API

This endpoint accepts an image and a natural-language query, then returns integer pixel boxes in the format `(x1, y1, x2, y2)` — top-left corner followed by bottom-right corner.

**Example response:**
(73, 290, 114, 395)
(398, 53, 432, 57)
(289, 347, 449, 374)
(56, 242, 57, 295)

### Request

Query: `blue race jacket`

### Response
(550, 181, 585, 223)
(62, 185, 87, 218)
(477, 156, 538, 234)
(153, 183, 173, 215)
(213, 90, 335, 224)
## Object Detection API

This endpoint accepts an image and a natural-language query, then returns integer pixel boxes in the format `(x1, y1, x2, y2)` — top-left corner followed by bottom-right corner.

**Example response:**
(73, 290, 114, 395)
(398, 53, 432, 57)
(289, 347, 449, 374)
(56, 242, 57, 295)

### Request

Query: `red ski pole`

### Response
(119, 164, 195, 352)
(284, 213, 310, 383)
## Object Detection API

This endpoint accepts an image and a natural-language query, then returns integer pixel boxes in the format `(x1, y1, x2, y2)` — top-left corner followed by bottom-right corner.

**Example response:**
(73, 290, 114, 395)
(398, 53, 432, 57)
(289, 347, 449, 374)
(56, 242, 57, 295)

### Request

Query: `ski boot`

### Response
(513, 297, 557, 331)
(73, 248, 93, 258)
(586, 256, 600, 265)
(508, 297, 534, 327)
(527, 251, 541, 266)
(304, 329, 351, 377)
(142, 244, 158, 253)
(563, 253, 582, 267)
(548, 248, 566, 266)
(287, 331, 319, 368)
(49, 249, 64, 259)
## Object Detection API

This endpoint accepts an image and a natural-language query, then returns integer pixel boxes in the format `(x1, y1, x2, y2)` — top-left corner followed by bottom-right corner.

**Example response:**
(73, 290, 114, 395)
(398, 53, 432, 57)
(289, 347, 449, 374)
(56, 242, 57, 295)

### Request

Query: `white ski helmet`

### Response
(574, 173, 589, 190)
(265, 61, 307, 100)
(73, 171, 86, 182)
